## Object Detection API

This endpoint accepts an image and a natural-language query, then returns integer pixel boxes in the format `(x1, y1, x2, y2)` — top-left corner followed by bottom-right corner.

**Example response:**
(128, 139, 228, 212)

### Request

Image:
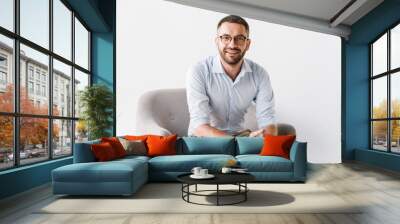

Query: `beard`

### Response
(219, 47, 246, 65)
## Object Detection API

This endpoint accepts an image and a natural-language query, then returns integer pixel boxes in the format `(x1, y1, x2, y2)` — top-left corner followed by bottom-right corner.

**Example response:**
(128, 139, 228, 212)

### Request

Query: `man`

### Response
(186, 15, 277, 137)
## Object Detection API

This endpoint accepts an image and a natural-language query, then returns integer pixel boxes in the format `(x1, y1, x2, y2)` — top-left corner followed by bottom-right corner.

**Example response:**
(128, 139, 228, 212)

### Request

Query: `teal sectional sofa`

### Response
(52, 137, 307, 196)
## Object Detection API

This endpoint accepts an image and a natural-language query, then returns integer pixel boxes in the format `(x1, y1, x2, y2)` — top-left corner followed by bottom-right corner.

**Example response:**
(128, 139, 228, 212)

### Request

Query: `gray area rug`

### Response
(37, 183, 362, 214)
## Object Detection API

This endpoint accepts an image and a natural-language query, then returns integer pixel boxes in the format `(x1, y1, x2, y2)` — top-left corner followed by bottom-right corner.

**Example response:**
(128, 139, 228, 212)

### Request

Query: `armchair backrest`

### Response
(135, 88, 295, 136)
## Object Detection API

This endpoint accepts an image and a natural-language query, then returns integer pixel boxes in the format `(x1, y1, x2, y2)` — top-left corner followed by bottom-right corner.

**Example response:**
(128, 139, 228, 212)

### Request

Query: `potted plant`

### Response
(79, 84, 113, 140)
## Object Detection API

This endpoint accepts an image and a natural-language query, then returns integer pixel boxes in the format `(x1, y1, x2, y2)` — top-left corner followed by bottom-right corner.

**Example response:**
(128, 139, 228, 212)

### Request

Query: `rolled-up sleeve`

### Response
(186, 65, 211, 130)
(255, 68, 276, 129)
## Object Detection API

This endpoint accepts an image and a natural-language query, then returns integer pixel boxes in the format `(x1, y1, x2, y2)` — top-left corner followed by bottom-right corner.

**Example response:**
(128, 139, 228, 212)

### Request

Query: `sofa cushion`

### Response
(236, 155, 293, 172)
(91, 142, 118, 161)
(260, 135, 296, 159)
(179, 137, 235, 155)
(147, 134, 177, 157)
(53, 158, 148, 183)
(235, 137, 263, 155)
(148, 154, 235, 172)
(118, 138, 147, 156)
(101, 137, 127, 158)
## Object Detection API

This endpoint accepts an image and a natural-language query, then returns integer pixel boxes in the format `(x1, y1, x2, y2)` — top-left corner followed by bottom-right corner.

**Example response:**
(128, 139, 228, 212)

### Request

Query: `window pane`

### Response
(391, 72, 400, 118)
(372, 33, 387, 76)
(392, 24, 400, 70)
(0, 34, 14, 112)
(75, 18, 89, 69)
(75, 120, 88, 143)
(20, 44, 49, 115)
(20, 0, 49, 49)
(372, 121, 388, 151)
(372, 77, 387, 119)
(74, 69, 89, 118)
(0, 116, 13, 170)
(0, 0, 13, 31)
(20, 117, 49, 165)
(391, 120, 400, 153)
(53, 59, 72, 117)
(53, 119, 72, 157)
(53, 0, 72, 60)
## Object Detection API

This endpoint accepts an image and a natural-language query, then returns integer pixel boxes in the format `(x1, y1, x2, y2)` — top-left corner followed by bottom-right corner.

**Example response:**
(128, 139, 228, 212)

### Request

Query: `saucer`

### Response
(190, 174, 215, 179)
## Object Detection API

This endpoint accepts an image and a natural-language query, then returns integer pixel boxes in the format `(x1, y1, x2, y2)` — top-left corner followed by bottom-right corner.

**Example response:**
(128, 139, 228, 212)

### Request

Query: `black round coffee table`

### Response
(177, 172, 255, 206)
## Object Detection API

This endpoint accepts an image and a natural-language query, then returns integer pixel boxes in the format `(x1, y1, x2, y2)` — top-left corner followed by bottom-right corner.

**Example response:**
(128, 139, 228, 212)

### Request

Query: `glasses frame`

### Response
(218, 34, 249, 45)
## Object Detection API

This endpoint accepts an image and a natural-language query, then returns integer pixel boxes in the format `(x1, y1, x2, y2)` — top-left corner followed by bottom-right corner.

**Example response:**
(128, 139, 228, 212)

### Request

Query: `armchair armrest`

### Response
(289, 141, 307, 181)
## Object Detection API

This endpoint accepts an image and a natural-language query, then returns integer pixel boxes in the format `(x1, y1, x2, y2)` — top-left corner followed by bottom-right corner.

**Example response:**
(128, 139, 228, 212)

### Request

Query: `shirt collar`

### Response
(212, 55, 252, 75)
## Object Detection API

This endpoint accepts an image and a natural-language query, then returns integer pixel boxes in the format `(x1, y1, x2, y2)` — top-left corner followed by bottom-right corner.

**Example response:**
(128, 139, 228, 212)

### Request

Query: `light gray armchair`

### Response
(135, 88, 296, 136)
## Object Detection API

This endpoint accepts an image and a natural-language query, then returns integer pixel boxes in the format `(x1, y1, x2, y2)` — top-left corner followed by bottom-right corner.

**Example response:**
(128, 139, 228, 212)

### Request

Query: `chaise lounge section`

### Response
(52, 136, 307, 196)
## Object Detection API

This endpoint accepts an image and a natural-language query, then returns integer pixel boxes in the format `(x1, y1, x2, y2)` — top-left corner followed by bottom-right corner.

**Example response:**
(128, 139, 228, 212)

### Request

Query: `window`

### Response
(28, 81, 34, 94)
(371, 23, 400, 154)
(42, 85, 46, 97)
(0, 54, 7, 88)
(35, 70, 40, 81)
(53, 59, 71, 117)
(0, 71, 6, 85)
(0, 55, 7, 67)
(0, 0, 13, 32)
(28, 67, 34, 80)
(75, 18, 89, 69)
(36, 83, 40, 95)
(0, 35, 13, 109)
(0, 0, 91, 170)
(41, 73, 46, 83)
(20, 0, 49, 49)
(53, 0, 72, 60)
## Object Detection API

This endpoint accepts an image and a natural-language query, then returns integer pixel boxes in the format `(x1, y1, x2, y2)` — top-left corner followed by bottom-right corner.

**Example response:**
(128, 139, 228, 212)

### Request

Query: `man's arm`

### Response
(249, 123, 277, 137)
(254, 68, 277, 136)
(186, 64, 229, 137)
(193, 124, 230, 137)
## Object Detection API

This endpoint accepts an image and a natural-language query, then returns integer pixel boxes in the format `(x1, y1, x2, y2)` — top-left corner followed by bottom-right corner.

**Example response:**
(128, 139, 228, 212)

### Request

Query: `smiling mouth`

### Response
(226, 51, 239, 55)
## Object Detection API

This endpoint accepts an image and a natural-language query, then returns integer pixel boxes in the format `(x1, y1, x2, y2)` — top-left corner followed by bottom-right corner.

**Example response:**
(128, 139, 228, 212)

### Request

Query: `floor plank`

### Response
(1, 162, 400, 224)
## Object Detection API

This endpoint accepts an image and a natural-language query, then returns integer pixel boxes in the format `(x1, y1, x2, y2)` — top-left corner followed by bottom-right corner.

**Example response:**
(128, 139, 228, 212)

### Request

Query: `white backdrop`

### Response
(116, 0, 341, 163)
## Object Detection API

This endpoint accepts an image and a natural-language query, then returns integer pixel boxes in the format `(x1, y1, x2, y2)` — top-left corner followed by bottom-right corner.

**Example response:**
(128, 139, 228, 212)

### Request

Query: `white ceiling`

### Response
(165, 0, 384, 38)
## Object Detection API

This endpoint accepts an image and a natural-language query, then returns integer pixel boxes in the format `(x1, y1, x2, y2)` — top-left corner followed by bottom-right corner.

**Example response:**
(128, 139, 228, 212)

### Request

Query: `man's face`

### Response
(215, 22, 251, 65)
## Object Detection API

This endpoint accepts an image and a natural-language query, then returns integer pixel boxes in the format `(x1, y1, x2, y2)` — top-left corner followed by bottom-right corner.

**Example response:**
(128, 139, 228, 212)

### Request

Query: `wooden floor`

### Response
(1, 162, 400, 224)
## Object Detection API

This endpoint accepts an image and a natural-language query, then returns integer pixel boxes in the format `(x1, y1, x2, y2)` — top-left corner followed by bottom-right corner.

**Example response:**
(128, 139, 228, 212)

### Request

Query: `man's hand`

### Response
(249, 129, 264, 137)
(263, 123, 278, 136)
(193, 124, 230, 137)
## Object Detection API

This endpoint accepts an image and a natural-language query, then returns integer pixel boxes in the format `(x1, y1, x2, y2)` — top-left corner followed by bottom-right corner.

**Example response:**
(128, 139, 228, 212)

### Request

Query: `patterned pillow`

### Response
(118, 137, 147, 156)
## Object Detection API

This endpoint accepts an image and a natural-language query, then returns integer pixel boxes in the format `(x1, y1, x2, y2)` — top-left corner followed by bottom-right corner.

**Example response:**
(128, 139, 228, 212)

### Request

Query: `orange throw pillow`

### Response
(124, 135, 153, 141)
(101, 137, 127, 158)
(260, 134, 296, 159)
(91, 142, 117, 161)
(146, 134, 177, 157)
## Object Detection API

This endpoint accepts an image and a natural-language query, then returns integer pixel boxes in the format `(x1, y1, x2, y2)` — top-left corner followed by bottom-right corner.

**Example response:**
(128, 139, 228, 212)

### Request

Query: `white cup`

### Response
(191, 167, 202, 176)
(221, 167, 232, 174)
(200, 169, 208, 176)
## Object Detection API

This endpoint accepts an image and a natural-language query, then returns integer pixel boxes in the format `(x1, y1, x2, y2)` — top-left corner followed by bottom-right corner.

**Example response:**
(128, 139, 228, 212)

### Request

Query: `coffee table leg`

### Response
(195, 184, 197, 192)
(217, 184, 219, 206)
(245, 183, 247, 201)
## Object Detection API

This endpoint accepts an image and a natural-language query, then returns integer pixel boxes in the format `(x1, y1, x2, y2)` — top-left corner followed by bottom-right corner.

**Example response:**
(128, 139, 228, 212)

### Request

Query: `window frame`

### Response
(0, 0, 92, 171)
(370, 21, 400, 154)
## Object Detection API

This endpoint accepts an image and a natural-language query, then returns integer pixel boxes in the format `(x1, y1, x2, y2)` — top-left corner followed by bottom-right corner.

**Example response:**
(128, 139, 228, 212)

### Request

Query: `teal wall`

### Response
(0, 158, 72, 199)
(0, 0, 116, 200)
(91, 32, 115, 135)
(343, 0, 400, 171)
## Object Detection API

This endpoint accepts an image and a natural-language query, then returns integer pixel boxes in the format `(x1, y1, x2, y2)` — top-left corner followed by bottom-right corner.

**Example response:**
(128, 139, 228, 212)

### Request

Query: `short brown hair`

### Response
(217, 15, 249, 36)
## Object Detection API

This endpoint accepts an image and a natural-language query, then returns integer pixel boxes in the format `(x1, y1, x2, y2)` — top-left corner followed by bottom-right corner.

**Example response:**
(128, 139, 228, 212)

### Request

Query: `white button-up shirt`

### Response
(186, 55, 276, 136)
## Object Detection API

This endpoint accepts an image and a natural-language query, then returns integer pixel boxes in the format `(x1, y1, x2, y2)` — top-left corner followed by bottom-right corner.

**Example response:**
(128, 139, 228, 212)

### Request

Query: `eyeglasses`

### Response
(218, 35, 248, 45)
